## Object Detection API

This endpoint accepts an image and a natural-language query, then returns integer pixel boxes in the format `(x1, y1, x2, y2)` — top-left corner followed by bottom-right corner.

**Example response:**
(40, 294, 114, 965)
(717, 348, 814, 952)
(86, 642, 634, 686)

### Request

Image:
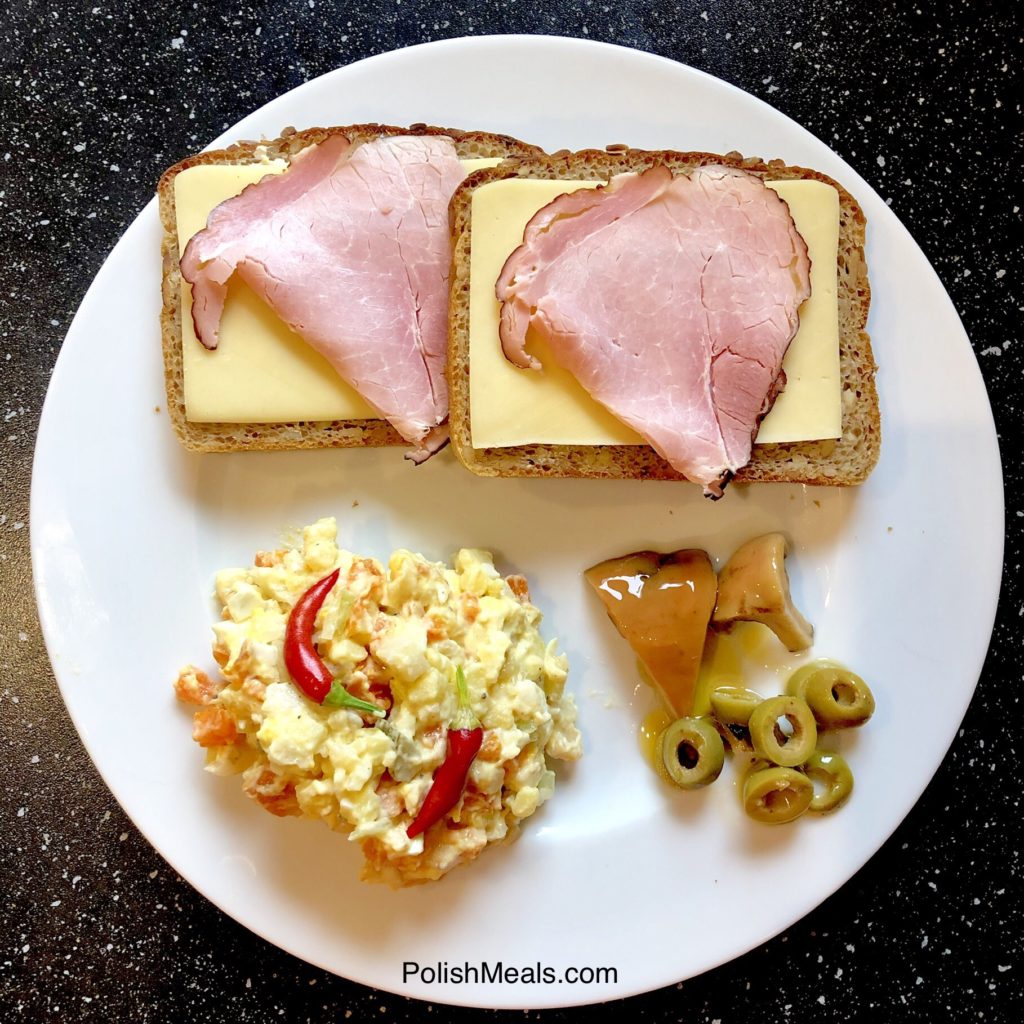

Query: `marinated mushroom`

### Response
(585, 549, 717, 717)
(711, 533, 813, 651)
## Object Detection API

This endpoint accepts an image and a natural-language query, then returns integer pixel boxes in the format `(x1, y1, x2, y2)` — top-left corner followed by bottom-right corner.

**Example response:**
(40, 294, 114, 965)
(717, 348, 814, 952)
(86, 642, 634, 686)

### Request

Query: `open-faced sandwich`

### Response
(159, 123, 541, 459)
(448, 148, 879, 496)
(159, 125, 879, 496)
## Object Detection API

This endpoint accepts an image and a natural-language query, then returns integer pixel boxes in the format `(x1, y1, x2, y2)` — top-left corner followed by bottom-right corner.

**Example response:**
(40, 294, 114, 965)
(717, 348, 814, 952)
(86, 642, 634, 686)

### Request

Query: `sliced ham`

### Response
(496, 165, 812, 496)
(180, 134, 467, 460)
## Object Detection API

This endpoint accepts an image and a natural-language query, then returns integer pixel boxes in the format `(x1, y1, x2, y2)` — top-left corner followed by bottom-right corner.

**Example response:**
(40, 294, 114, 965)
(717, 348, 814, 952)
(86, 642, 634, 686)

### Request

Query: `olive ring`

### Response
(742, 765, 813, 824)
(786, 660, 844, 702)
(748, 694, 818, 767)
(660, 717, 726, 789)
(803, 749, 855, 813)
(709, 685, 763, 726)
(805, 670, 875, 729)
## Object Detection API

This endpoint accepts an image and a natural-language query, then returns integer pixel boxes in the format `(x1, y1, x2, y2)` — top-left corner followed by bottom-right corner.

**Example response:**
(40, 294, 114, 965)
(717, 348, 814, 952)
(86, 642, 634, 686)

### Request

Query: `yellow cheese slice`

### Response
(467, 177, 842, 448)
(757, 180, 842, 444)
(175, 156, 504, 423)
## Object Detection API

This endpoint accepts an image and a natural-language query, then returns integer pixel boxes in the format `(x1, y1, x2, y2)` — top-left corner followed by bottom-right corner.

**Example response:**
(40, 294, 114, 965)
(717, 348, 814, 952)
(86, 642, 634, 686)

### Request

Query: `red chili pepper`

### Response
(407, 667, 482, 839)
(284, 569, 382, 717)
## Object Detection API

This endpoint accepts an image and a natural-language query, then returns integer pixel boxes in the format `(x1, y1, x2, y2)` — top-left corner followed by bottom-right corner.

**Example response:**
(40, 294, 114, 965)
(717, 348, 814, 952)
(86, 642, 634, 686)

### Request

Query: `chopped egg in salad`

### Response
(174, 517, 582, 886)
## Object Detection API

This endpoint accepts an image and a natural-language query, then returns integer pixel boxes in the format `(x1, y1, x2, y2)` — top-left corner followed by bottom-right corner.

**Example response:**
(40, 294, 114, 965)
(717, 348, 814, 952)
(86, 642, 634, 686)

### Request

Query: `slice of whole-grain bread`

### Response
(158, 123, 544, 454)
(447, 147, 880, 487)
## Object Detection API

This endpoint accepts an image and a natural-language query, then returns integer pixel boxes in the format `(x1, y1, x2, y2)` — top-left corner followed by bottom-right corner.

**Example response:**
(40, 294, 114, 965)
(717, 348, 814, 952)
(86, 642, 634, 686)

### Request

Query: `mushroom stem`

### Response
(712, 533, 813, 652)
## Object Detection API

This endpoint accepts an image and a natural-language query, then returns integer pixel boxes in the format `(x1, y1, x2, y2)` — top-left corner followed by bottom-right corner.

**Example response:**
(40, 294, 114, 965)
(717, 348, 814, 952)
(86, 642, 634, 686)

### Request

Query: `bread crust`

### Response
(446, 148, 880, 487)
(158, 124, 544, 453)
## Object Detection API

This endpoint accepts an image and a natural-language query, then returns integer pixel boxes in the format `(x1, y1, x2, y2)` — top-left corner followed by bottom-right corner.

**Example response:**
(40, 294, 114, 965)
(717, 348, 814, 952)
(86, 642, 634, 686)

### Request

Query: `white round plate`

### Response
(31, 36, 1002, 1008)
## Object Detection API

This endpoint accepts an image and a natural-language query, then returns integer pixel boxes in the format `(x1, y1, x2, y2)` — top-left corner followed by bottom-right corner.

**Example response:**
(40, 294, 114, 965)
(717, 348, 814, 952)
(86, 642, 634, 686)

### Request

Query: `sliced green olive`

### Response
(710, 685, 763, 727)
(660, 717, 725, 789)
(708, 686, 762, 754)
(804, 668, 875, 729)
(742, 765, 813, 824)
(785, 659, 844, 702)
(748, 694, 817, 767)
(804, 749, 854, 813)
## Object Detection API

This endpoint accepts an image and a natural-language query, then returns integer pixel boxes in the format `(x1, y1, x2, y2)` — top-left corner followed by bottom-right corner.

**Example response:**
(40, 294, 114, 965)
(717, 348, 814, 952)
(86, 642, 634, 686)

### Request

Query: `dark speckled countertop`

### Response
(2, 1, 1021, 1020)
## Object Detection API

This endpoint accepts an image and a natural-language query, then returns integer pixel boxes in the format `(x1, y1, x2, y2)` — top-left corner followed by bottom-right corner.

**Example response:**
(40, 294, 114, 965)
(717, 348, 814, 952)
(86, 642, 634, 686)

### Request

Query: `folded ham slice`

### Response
(180, 134, 467, 460)
(496, 165, 812, 496)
